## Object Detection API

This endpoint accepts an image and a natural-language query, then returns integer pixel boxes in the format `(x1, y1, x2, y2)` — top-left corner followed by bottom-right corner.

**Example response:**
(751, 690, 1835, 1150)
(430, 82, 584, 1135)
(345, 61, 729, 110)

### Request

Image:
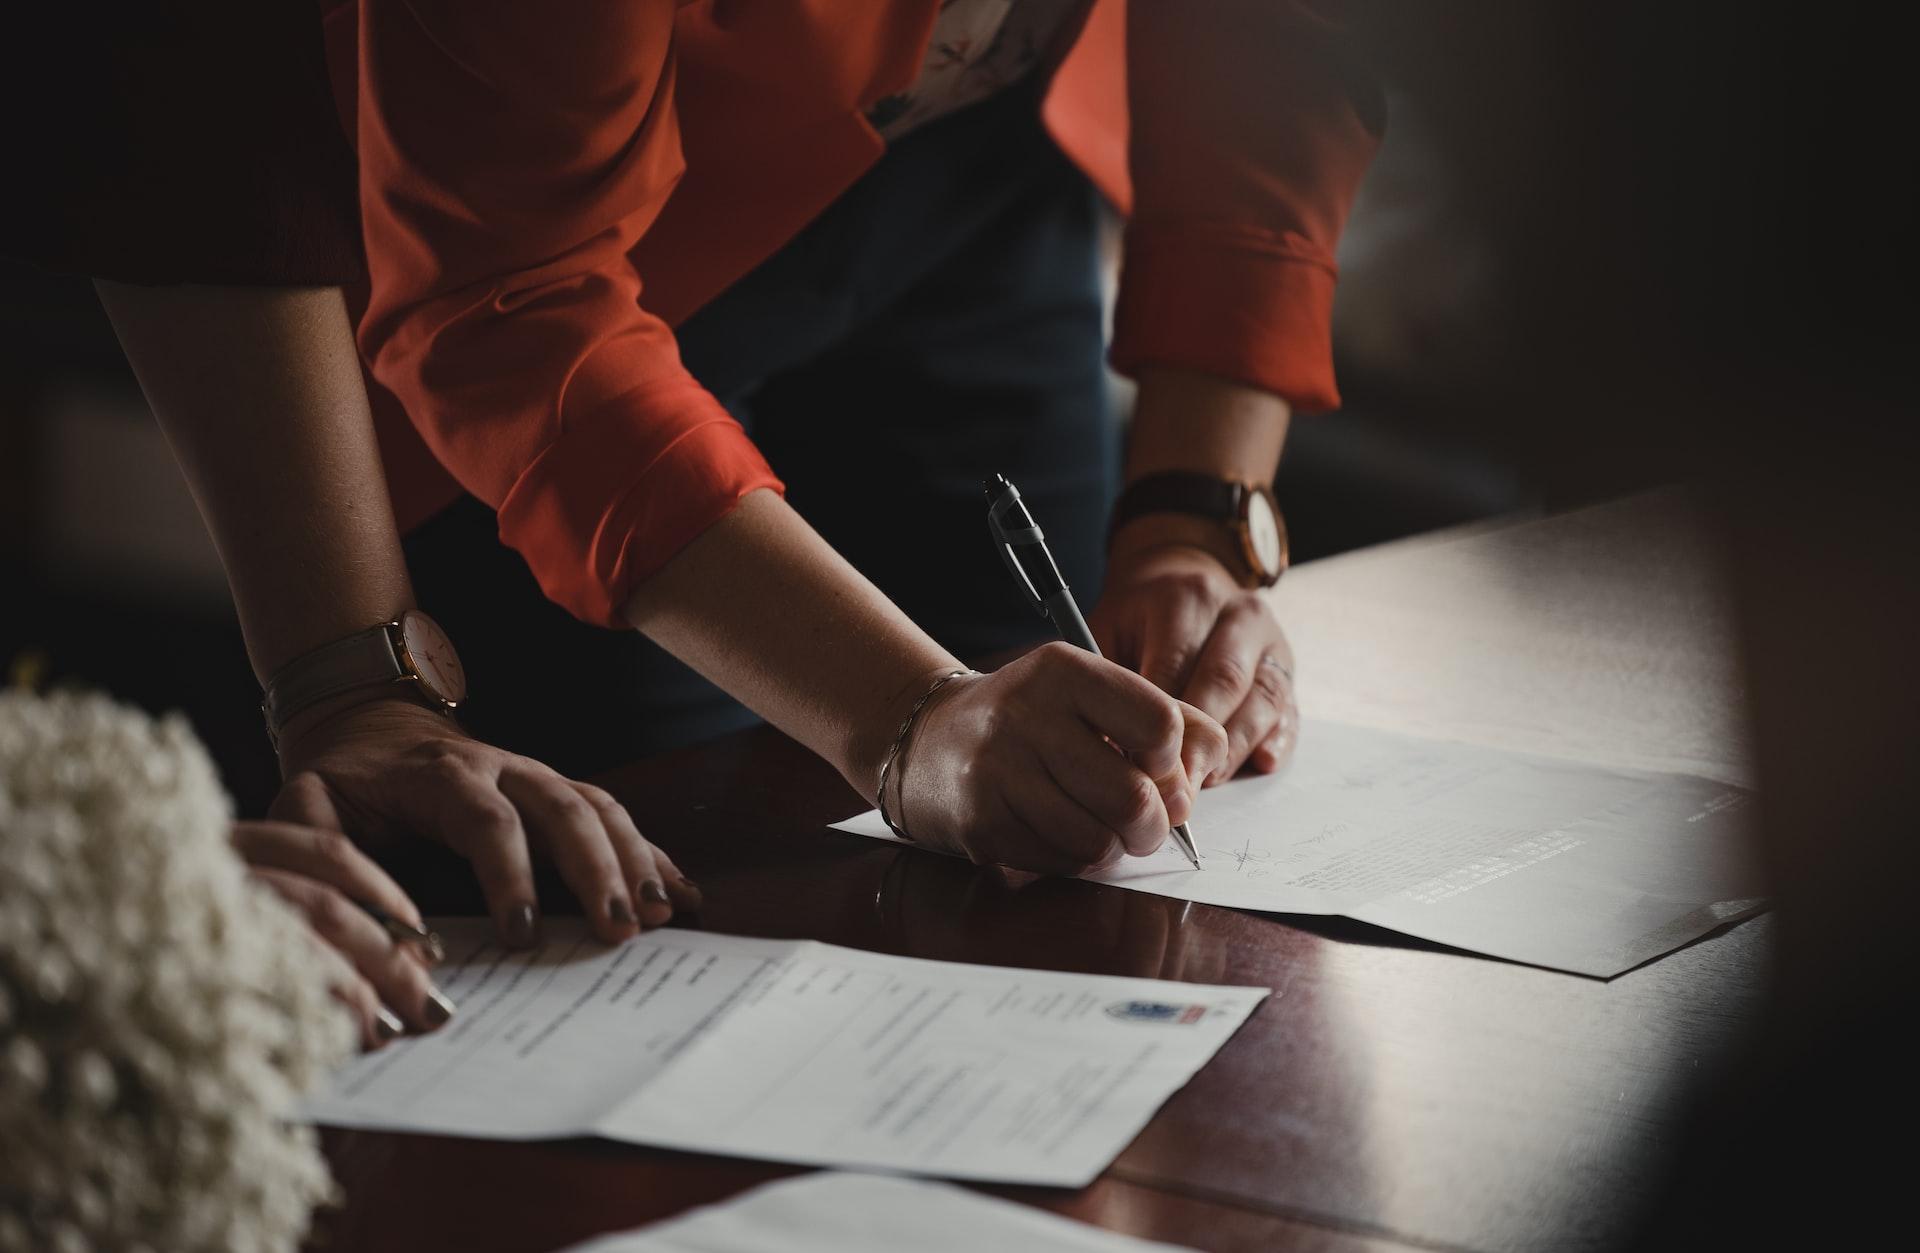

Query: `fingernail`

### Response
(423, 986, 456, 1027)
(676, 876, 704, 908)
(375, 1006, 405, 1040)
(506, 903, 540, 948)
(639, 880, 669, 906)
(609, 896, 635, 926)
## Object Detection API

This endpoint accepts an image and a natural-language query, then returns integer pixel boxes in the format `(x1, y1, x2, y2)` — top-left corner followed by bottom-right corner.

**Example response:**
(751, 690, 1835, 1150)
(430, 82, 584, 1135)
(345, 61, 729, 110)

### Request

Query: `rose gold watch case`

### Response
(1233, 483, 1290, 589)
(392, 609, 468, 711)
(389, 610, 464, 709)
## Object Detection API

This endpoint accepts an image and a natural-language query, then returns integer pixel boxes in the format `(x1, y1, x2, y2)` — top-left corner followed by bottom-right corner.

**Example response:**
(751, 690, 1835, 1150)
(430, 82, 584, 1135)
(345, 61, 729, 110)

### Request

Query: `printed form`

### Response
(835, 721, 1766, 977)
(308, 920, 1266, 1186)
(559, 1171, 1197, 1253)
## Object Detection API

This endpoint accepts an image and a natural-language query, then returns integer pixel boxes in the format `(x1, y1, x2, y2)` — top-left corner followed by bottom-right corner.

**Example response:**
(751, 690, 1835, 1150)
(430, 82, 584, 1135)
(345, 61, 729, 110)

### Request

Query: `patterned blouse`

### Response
(869, 0, 1083, 140)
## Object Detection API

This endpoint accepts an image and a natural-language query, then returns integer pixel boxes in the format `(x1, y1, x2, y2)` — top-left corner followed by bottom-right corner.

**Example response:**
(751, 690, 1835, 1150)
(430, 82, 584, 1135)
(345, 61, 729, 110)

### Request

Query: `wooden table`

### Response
(315, 494, 1769, 1253)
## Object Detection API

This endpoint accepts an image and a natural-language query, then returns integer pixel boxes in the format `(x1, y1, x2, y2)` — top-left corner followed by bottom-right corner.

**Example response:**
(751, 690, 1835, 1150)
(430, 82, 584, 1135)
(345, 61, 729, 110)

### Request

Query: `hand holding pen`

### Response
(878, 643, 1226, 874)
(986, 475, 1211, 869)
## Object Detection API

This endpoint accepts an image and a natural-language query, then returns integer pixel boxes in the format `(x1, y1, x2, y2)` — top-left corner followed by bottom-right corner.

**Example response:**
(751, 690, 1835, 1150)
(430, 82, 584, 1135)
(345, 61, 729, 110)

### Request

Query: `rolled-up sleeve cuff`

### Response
(1110, 224, 1343, 414)
(497, 385, 784, 628)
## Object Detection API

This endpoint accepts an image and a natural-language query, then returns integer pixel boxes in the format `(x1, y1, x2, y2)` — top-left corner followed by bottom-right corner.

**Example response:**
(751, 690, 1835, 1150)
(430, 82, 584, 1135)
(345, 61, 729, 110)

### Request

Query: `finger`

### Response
(1086, 600, 1128, 666)
(233, 820, 431, 943)
(252, 867, 447, 1036)
(574, 782, 699, 927)
(499, 767, 636, 943)
(331, 974, 391, 1051)
(1134, 594, 1215, 698)
(1213, 650, 1289, 782)
(275, 901, 387, 1050)
(1044, 643, 1193, 789)
(1228, 656, 1290, 782)
(1176, 701, 1232, 796)
(426, 767, 543, 949)
(1250, 699, 1300, 773)
(268, 770, 346, 832)
(1043, 730, 1173, 858)
(1179, 600, 1278, 728)
(998, 768, 1123, 874)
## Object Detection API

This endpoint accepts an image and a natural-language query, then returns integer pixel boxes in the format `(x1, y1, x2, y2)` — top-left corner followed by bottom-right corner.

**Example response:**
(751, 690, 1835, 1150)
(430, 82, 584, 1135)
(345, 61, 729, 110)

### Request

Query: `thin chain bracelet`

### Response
(875, 668, 977, 841)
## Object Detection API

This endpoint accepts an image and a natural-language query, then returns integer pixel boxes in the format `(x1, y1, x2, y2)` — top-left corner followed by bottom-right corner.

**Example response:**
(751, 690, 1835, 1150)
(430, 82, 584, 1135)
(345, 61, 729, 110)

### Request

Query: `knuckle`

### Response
(310, 827, 359, 868)
(417, 737, 470, 768)
(1251, 663, 1287, 703)
(1229, 591, 1274, 621)
(379, 951, 430, 998)
(1121, 773, 1162, 827)
(448, 804, 522, 862)
(1148, 640, 1195, 681)
(1170, 571, 1217, 603)
(575, 783, 618, 811)
(975, 700, 1009, 743)
(467, 793, 520, 833)
(548, 788, 598, 826)
(283, 771, 326, 801)
(1036, 639, 1082, 666)
(424, 750, 473, 786)
(1148, 697, 1184, 745)
(307, 887, 354, 938)
(1197, 651, 1251, 694)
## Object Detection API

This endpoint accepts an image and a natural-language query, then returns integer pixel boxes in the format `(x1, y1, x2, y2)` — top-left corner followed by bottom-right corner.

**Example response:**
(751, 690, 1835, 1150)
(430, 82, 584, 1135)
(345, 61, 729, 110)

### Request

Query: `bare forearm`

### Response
(96, 282, 413, 682)
(622, 490, 960, 798)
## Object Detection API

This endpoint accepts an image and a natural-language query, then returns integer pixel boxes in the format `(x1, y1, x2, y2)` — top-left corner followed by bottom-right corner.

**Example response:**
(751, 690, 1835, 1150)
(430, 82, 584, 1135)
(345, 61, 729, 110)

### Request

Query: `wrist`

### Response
(1108, 513, 1245, 580)
(274, 688, 453, 768)
(843, 657, 969, 803)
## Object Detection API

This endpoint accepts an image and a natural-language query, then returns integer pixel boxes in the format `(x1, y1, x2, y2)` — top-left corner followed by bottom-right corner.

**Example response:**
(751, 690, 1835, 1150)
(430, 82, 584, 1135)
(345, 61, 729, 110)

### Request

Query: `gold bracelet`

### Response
(875, 668, 977, 842)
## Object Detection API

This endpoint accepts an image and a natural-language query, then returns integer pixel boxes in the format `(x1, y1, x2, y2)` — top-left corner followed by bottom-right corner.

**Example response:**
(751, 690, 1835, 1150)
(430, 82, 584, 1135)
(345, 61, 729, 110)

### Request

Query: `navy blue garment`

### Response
(403, 84, 1118, 778)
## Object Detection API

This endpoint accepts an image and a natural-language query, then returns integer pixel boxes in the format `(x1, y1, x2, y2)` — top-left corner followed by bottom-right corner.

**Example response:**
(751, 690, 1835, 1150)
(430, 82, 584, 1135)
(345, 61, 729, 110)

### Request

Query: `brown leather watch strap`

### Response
(1109, 472, 1246, 538)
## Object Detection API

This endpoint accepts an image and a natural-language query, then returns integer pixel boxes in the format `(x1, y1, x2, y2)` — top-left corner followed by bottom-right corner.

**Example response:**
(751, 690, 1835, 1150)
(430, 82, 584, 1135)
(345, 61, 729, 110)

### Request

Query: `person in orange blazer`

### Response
(324, 0, 1383, 874)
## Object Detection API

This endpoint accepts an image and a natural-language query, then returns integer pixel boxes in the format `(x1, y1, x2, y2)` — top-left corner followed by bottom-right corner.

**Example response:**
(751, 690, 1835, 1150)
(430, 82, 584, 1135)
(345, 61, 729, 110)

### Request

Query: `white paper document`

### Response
(559, 1171, 1198, 1253)
(834, 721, 1765, 977)
(308, 920, 1266, 1186)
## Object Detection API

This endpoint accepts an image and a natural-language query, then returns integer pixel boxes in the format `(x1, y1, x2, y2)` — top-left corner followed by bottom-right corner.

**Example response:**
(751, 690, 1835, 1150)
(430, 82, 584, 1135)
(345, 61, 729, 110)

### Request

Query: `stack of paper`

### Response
(558, 1172, 1198, 1253)
(834, 720, 1765, 977)
(309, 920, 1266, 1186)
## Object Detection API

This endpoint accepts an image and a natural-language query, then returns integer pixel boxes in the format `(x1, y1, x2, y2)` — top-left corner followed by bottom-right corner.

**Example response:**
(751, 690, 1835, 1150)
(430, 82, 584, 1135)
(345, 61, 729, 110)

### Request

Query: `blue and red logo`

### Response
(1105, 1000, 1207, 1024)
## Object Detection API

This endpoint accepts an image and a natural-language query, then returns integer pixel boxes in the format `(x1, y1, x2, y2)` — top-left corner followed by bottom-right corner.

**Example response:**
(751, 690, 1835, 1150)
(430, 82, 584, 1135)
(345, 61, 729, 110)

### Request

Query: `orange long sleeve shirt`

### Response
(323, 1, 1383, 627)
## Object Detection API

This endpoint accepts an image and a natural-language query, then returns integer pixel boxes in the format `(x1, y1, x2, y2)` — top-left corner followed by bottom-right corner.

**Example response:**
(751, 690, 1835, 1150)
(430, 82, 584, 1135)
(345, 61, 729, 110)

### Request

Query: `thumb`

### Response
(269, 770, 346, 831)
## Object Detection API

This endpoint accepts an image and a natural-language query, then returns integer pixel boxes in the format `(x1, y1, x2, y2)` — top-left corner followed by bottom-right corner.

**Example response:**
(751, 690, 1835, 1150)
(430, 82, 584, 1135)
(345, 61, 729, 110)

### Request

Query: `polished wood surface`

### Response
(313, 498, 1768, 1252)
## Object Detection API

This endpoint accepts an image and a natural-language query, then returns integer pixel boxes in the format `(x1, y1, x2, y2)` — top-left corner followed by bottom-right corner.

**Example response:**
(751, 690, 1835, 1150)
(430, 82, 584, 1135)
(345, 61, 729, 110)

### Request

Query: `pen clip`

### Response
(987, 480, 1048, 618)
(993, 526, 1047, 616)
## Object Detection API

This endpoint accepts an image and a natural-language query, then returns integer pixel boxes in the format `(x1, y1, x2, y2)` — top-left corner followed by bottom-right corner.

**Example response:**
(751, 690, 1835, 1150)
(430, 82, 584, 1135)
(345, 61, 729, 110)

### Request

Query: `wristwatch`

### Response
(261, 609, 467, 742)
(1109, 472, 1290, 588)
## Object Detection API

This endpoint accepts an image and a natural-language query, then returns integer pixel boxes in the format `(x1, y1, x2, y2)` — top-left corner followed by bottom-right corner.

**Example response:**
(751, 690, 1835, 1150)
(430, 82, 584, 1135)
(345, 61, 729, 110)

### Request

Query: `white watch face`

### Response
(1246, 490, 1285, 577)
(399, 611, 467, 706)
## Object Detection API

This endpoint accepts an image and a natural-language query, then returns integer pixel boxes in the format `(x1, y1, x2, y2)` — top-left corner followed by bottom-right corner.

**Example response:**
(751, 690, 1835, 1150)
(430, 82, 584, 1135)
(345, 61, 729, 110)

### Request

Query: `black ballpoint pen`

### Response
(986, 473, 1203, 870)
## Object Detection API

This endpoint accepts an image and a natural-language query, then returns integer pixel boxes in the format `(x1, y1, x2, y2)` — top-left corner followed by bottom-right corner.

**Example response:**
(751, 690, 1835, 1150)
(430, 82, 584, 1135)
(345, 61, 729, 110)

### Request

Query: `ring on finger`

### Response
(1259, 654, 1294, 684)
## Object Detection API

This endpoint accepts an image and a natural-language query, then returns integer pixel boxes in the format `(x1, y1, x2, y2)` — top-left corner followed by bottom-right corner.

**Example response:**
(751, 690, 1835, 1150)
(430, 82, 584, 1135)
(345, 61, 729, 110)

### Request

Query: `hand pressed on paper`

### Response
(269, 696, 700, 950)
(1090, 537, 1298, 784)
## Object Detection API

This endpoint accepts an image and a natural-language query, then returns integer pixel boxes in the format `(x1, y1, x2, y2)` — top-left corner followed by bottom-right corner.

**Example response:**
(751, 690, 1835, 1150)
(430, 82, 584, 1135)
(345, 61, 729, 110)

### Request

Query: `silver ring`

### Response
(1259, 655, 1294, 684)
